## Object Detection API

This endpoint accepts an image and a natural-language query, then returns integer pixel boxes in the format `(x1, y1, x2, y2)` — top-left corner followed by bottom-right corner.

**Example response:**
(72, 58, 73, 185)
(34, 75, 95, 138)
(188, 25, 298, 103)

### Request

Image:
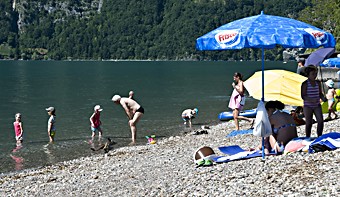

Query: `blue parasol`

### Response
(196, 11, 336, 159)
(305, 47, 335, 66)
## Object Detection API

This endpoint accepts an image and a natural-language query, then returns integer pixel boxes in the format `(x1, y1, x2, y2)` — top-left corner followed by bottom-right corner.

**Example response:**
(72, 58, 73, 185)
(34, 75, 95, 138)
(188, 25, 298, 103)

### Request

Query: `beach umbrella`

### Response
(196, 11, 336, 158)
(244, 70, 307, 106)
(305, 47, 335, 66)
(321, 57, 340, 68)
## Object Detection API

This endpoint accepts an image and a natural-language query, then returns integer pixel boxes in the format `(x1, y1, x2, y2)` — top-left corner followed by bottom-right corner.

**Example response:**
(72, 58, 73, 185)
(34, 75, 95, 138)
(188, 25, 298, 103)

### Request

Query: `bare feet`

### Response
(128, 141, 136, 146)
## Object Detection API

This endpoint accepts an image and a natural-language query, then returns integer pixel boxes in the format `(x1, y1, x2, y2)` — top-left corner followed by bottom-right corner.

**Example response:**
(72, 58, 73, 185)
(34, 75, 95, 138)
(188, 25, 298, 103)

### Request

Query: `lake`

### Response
(0, 60, 296, 174)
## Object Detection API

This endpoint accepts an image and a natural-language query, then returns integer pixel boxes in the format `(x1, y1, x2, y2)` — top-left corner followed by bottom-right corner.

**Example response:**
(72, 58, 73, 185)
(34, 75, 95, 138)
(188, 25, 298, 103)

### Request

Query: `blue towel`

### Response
(212, 145, 262, 163)
(308, 132, 340, 153)
(226, 129, 253, 137)
(218, 145, 245, 155)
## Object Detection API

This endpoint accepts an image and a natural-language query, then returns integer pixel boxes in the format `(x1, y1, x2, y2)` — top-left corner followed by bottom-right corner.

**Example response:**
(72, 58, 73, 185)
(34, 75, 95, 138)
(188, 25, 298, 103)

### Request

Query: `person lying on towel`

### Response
(261, 101, 298, 154)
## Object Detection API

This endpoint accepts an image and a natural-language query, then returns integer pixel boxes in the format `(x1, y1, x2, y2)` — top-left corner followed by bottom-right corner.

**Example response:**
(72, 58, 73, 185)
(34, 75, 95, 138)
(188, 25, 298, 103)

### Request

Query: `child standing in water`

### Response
(46, 107, 56, 142)
(181, 108, 198, 128)
(13, 113, 24, 145)
(90, 105, 103, 138)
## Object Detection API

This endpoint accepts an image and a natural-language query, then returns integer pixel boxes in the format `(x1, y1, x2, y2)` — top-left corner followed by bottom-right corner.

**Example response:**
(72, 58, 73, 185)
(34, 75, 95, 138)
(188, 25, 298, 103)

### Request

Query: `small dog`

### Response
(91, 138, 116, 153)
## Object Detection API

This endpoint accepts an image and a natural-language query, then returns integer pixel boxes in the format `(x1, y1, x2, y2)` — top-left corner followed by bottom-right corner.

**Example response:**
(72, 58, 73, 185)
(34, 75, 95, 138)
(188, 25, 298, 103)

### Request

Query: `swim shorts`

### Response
(136, 106, 144, 114)
(182, 117, 190, 122)
(91, 126, 101, 132)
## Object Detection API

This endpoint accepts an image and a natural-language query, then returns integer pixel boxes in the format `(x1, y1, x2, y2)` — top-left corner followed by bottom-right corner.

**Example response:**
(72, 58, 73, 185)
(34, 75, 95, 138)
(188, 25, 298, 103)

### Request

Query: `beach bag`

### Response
(253, 101, 272, 137)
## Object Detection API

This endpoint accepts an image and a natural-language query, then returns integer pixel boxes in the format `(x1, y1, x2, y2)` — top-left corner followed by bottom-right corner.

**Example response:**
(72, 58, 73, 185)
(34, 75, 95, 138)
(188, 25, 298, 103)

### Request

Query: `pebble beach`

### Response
(0, 115, 339, 196)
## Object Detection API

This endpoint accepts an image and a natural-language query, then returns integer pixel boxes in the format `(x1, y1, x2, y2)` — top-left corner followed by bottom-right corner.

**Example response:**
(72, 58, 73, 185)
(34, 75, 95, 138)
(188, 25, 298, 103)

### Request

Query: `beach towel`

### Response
(308, 132, 340, 153)
(226, 129, 253, 137)
(253, 101, 272, 137)
(284, 137, 315, 154)
(228, 89, 244, 111)
(212, 145, 262, 163)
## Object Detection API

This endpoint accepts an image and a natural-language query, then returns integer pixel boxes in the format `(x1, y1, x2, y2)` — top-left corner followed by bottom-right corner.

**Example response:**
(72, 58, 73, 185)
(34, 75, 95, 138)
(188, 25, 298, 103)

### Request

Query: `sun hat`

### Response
(45, 107, 55, 112)
(94, 105, 103, 111)
(112, 95, 121, 102)
(194, 108, 199, 115)
(325, 79, 334, 88)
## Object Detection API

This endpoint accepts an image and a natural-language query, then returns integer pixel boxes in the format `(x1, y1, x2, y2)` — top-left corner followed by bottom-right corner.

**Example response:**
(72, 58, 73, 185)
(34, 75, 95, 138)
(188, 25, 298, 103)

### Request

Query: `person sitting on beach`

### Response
(228, 72, 254, 130)
(90, 105, 103, 139)
(325, 79, 338, 121)
(263, 101, 298, 154)
(112, 94, 144, 145)
(181, 108, 198, 128)
(13, 113, 24, 145)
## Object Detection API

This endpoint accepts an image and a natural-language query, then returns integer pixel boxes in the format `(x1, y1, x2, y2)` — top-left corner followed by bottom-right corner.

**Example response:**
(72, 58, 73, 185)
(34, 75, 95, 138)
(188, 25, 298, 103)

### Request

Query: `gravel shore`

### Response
(1, 115, 339, 196)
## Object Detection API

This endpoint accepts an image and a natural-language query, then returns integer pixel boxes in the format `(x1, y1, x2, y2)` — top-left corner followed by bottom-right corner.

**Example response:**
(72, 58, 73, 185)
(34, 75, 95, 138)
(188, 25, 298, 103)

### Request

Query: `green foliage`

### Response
(298, 0, 340, 51)
(0, 0, 338, 60)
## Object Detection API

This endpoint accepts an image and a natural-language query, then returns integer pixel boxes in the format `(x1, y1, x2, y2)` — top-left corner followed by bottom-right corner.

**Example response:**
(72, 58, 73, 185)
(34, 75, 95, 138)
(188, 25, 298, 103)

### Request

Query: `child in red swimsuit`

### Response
(13, 113, 24, 145)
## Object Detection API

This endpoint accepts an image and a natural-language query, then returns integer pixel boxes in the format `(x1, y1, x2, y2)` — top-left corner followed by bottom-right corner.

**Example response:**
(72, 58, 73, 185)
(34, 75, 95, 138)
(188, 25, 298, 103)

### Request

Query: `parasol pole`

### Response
(261, 47, 265, 159)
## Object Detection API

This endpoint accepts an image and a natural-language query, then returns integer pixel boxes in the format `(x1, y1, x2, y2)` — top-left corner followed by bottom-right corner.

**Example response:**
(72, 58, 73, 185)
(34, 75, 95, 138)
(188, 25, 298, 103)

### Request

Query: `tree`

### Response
(298, 0, 340, 50)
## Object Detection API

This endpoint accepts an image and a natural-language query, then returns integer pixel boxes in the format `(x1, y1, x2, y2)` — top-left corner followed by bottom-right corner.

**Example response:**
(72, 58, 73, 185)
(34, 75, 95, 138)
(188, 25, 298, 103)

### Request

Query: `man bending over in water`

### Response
(112, 94, 144, 145)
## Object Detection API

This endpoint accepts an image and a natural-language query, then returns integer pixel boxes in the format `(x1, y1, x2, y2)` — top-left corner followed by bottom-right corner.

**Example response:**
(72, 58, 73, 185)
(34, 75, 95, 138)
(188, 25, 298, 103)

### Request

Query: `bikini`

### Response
(271, 110, 296, 134)
(273, 123, 296, 134)
(272, 123, 295, 154)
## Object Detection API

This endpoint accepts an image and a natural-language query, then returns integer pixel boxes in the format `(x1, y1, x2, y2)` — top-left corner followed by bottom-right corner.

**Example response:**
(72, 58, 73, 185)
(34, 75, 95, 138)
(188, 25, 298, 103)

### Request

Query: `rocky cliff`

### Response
(13, 0, 103, 33)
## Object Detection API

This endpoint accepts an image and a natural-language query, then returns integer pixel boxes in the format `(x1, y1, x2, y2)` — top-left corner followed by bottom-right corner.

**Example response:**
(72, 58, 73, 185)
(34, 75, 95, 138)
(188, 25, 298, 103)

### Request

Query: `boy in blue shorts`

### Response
(90, 105, 103, 138)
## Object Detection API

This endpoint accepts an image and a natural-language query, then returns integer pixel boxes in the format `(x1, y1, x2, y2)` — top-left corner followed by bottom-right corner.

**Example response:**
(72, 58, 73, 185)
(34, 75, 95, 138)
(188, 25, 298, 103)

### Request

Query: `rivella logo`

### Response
(215, 30, 239, 46)
(304, 28, 327, 44)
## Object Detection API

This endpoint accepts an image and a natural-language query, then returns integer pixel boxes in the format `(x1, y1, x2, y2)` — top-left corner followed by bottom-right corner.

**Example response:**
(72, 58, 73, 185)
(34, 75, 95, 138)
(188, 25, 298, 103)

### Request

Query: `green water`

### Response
(0, 60, 296, 174)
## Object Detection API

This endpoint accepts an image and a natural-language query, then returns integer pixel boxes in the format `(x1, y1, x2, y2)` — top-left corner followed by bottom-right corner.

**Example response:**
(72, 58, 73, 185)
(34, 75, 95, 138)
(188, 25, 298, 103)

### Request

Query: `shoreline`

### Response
(0, 116, 339, 196)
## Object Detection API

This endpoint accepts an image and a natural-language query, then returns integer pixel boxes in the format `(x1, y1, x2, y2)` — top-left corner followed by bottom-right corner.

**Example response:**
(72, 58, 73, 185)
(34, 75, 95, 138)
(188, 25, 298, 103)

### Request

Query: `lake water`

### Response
(0, 60, 296, 174)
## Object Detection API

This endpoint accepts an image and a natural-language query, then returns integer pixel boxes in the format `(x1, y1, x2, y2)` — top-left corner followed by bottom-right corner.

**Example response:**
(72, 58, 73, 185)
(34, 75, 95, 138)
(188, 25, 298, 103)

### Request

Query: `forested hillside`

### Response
(0, 0, 339, 60)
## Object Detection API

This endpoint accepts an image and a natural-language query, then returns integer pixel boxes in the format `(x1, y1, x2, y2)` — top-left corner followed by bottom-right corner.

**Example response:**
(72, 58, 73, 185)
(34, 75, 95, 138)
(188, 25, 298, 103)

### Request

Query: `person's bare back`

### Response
(112, 94, 144, 145)
(120, 97, 141, 115)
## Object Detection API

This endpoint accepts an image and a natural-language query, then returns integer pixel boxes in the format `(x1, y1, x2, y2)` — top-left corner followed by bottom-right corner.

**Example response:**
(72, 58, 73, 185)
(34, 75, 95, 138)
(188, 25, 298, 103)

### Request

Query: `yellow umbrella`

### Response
(244, 70, 307, 106)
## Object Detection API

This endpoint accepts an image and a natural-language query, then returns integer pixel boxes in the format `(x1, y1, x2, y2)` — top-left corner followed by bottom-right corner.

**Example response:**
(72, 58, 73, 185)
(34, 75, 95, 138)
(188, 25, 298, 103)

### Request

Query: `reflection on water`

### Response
(89, 136, 102, 150)
(43, 143, 56, 165)
(10, 155, 24, 171)
(10, 145, 24, 171)
(12, 144, 23, 153)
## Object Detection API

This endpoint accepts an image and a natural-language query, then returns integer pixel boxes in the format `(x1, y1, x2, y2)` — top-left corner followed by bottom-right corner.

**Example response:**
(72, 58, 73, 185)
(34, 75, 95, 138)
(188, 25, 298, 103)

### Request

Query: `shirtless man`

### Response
(112, 95, 144, 145)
